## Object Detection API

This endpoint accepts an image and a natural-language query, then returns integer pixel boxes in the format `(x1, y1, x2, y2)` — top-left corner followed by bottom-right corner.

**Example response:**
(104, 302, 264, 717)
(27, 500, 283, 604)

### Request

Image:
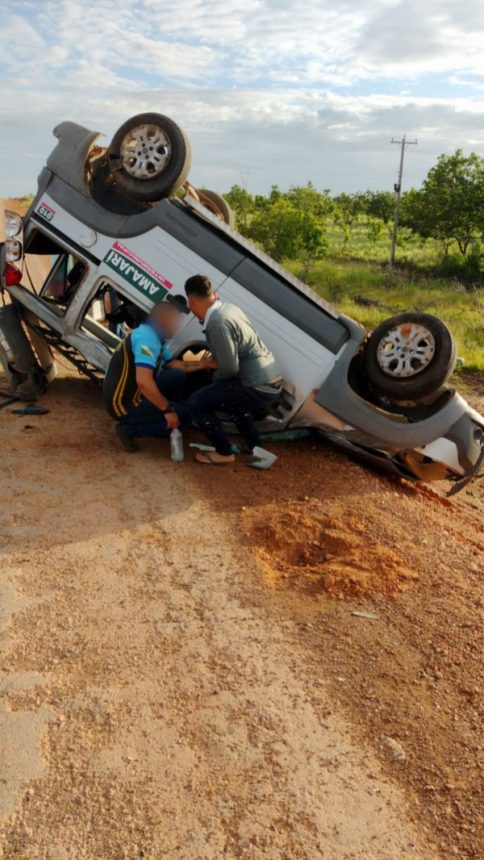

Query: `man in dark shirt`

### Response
(103, 295, 212, 451)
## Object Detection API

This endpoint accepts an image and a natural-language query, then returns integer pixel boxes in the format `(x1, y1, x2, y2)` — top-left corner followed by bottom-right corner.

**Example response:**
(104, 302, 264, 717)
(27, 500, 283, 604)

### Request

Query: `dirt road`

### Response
(0, 367, 482, 859)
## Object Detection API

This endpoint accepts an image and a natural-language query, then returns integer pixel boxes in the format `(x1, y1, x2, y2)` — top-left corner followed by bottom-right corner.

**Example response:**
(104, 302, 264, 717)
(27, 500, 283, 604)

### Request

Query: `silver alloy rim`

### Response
(376, 322, 436, 378)
(120, 124, 171, 179)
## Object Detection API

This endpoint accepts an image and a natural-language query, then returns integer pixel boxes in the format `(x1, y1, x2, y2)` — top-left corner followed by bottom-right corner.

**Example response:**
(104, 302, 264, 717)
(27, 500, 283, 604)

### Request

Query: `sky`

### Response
(1, 0, 484, 197)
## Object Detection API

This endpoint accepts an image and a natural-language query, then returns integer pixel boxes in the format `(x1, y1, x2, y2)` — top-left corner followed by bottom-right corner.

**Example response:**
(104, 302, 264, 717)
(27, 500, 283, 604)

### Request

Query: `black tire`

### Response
(174, 342, 210, 360)
(107, 113, 192, 201)
(364, 312, 456, 402)
(174, 342, 212, 398)
(198, 189, 234, 226)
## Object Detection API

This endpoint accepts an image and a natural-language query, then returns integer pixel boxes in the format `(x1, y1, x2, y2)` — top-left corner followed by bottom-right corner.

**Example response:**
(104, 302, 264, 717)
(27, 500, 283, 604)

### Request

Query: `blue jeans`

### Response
(120, 369, 191, 438)
(187, 378, 280, 455)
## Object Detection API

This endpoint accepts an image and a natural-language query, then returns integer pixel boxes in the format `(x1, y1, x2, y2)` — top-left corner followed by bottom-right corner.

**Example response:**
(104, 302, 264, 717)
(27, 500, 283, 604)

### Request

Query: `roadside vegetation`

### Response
(224, 149, 484, 371)
(288, 258, 483, 372)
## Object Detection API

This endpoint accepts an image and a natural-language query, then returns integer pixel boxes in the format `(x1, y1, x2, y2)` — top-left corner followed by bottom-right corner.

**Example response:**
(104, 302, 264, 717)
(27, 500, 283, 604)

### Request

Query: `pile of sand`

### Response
(243, 500, 417, 599)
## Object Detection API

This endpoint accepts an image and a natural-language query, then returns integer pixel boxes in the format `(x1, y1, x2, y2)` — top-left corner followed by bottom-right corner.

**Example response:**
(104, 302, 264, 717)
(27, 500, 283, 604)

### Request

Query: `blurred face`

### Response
(151, 304, 181, 338)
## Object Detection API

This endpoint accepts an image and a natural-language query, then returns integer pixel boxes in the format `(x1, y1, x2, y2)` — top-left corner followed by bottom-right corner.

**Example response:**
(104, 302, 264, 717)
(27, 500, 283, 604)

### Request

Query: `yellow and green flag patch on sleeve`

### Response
(131, 324, 163, 369)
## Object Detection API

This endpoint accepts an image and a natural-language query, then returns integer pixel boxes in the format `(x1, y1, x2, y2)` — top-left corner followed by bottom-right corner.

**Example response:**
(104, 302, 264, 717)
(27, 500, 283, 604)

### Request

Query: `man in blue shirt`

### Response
(103, 295, 212, 451)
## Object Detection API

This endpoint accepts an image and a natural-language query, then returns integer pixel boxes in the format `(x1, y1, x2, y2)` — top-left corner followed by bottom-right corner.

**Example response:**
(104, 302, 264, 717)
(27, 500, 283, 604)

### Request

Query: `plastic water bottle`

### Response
(170, 428, 184, 462)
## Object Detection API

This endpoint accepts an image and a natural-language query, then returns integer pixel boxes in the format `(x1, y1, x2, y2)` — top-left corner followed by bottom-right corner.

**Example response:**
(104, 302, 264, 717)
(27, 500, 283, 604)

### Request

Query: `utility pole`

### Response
(388, 134, 417, 270)
(239, 169, 251, 190)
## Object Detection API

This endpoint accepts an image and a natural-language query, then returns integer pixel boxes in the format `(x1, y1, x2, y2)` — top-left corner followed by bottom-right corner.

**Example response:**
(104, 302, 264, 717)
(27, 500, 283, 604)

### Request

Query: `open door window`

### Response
(40, 253, 87, 314)
(24, 230, 88, 315)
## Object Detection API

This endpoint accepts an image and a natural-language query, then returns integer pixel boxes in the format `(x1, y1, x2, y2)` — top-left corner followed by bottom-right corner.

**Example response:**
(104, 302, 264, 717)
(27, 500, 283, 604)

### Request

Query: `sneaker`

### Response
(246, 446, 278, 470)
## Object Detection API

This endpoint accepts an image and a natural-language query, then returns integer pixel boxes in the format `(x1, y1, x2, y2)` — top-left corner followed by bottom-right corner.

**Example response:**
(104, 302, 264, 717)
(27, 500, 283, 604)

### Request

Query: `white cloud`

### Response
(1, 1, 484, 194)
(6, 0, 484, 89)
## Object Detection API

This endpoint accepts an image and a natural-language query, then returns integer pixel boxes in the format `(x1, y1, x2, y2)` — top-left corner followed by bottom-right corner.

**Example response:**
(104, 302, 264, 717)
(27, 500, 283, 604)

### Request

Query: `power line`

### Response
(388, 134, 418, 270)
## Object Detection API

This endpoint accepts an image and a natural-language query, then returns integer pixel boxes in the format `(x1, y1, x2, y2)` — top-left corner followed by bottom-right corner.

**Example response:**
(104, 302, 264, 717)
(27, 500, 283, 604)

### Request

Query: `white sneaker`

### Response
(246, 446, 278, 470)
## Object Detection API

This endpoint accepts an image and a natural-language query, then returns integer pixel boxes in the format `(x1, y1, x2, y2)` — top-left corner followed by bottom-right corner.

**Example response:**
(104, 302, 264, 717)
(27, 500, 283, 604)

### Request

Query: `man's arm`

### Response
(135, 367, 180, 429)
(166, 358, 217, 373)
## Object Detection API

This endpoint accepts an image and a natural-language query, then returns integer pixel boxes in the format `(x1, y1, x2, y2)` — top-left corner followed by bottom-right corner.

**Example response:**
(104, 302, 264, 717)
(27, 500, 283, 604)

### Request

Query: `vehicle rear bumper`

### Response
(444, 411, 484, 485)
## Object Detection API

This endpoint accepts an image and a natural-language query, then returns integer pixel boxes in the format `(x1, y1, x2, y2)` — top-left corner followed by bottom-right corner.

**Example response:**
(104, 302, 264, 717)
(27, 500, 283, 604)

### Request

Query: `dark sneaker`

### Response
(115, 423, 139, 452)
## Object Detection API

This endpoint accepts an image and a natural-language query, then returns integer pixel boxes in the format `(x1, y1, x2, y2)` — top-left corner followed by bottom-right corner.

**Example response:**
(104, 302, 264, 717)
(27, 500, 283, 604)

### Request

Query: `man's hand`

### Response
(166, 357, 217, 373)
(135, 367, 180, 430)
(165, 410, 180, 430)
(202, 356, 218, 369)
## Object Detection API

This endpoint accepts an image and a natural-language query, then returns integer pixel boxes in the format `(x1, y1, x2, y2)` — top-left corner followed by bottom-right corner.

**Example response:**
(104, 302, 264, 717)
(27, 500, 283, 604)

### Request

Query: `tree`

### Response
(333, 193, 366, 244)
(285, 182, 334, 219)
(253, 185, 283, 214)
(366, 217, 385, 245)
(361, 191, 395, 223)
(247, 198, 327, 269)
(403, 151, 484, 256)
(224, 185, 254, 231)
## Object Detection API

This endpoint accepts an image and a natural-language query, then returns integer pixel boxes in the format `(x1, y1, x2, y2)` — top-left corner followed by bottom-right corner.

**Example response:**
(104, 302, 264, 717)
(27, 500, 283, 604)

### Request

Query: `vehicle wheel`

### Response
(107, 113, 192, 201)
(175, 342, 212, 398)
(198, 189, 234, 226)
(174, 342, 210, 362)
(364, 312, 456, 402)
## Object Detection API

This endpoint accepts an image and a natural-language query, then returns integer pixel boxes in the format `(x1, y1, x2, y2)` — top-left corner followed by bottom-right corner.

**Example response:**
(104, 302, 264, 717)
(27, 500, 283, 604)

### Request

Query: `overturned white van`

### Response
(1, 112, 483, 492)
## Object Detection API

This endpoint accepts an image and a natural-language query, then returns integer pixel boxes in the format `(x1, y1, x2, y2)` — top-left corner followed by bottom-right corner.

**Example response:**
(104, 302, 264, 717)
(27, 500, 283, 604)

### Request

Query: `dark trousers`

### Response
(120, 369, 191, 438)
(187, 378, 279, 455)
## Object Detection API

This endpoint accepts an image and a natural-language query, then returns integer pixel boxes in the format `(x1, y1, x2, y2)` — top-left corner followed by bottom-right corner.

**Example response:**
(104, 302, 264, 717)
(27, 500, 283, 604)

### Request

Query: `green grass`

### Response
(325, 219, 442, 268)
(325, 217, 484, 278)
(286, 257, 484, 372)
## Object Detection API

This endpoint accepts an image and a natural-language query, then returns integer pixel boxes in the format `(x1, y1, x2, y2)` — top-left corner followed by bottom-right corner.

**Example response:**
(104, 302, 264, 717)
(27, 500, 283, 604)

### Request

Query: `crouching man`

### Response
(184, 275, 283, 466)
(103, 295, 211, 452)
